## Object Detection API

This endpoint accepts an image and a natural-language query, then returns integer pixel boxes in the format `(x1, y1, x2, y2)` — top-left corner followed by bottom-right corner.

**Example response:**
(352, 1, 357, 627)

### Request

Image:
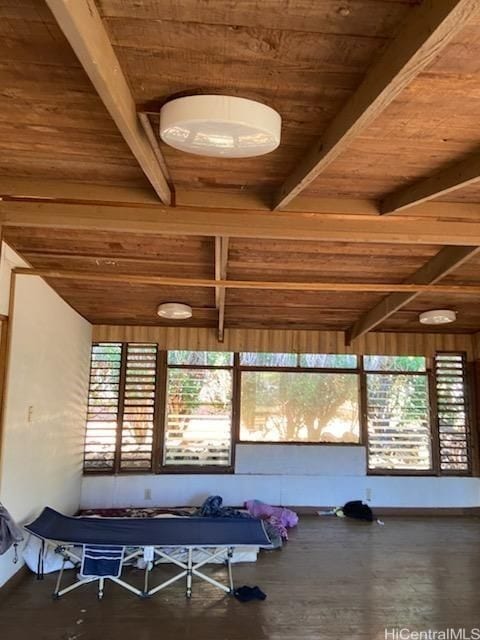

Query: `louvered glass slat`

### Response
(367, 373, 432, 471)
(119, 344, 157, 471)
(435, 353, 470, 473)
(84, 343, 122, 471)
(163, 367, 233, 467)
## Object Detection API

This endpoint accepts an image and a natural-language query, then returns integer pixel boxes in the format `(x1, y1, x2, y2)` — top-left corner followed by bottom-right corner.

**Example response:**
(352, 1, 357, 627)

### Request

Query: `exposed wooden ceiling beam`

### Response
(14, 267, 480, 296)
(346, 245, 480, 343)
(381, 153, 480, 214)
(138, 113, 173, 188)
(0, 178, 162, 206)
(45, 0, 172, 205)
(214, 237, 229, 342)
(5, 178, 480, 220)
(4, 200, 480, 246)
(273, 0, 479, 210)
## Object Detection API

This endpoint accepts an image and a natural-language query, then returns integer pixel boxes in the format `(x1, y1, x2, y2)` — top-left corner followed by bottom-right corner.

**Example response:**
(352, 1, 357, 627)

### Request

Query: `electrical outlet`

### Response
(144, 488, 152, 501)
(365, 487, 372, 502)
(27, 405, 34, 423)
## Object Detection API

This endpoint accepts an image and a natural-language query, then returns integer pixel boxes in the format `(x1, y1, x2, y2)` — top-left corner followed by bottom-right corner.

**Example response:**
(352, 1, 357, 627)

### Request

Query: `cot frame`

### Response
(50, 543, 237, 599)
(147, 546, 234, 598)
(52, 544, 146, 599)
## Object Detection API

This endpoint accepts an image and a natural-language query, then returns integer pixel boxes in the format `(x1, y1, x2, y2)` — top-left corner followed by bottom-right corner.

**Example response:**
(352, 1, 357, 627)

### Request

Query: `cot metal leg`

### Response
(53, 556, 67, 598)
(98, 577, 105, 600)
(227, 547, 234, 594)
(143, 562, 151, 596)
(186, 548, 193, 599)
(147, 546, 237, 599)
(190, 547, 234, 594)
(56, 577, 97, 598)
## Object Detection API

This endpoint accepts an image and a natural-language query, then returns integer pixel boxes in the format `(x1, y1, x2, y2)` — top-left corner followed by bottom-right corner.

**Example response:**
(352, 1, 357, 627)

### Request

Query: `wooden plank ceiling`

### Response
(4, 225, 480, 334)
(2, 1, 480, 338)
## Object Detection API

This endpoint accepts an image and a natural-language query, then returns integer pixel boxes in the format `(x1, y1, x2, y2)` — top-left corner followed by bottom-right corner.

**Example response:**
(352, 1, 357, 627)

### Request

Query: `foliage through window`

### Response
(240, 372, 359, 443)
(366, 372, 432, 471)
(83, 348, 473, 476)
(84, 343, 158, 472)
(164, 356, 233, 467)
(84, 343, 122, 471)
(239, 352, 357, 368)
(364, 355, 426, 372)
(168, 351, 233, 366)
(434, 353, 471, 473)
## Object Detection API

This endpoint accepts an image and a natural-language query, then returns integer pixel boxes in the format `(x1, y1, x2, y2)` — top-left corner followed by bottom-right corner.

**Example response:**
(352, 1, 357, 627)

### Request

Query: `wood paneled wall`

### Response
(92, 326, 476, 360)
(473, 332, 480, 360)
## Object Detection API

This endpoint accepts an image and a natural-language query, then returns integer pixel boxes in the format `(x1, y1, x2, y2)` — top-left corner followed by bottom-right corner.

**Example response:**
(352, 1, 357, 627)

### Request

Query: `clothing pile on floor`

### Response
(318, 500, 384, 525)
(190, 496, 298, 549)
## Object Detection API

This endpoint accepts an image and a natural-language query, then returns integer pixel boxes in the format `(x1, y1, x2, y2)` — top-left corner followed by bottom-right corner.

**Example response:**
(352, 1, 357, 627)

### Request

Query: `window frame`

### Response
(158, 352, 236, 474)
(236, 359, 363, 446)
(84, 343, 159, 475)
(432, 351, 473, 477)
(83, 342, 123, 474)
(364, 362, 435, 477)
(83, 346, 474, 478)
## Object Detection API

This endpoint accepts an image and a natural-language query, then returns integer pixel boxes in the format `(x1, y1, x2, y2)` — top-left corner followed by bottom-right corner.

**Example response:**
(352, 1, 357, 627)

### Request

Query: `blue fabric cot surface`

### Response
(25, 507, 271, 547)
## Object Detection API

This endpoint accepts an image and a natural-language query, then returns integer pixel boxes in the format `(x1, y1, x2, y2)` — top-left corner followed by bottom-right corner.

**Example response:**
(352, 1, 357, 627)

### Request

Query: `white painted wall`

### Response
(0, 242, 29, 314)
(235, 444, 366, 475)
(81, 444, 480, 510)
(0, 272, 92, 587)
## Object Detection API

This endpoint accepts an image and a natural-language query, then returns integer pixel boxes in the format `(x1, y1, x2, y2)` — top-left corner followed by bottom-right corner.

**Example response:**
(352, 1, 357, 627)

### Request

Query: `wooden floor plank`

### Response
(1, 515, 480, 639)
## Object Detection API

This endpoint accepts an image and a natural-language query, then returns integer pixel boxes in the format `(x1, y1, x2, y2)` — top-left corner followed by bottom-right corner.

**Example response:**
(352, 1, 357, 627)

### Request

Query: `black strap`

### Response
(36, 539, 45, 580)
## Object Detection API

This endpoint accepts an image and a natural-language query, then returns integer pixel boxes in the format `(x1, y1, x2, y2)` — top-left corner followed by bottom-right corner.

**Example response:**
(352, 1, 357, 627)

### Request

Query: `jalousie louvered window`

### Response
(434, 353, 471, 474)
(84, 343, 122, 471)
(84, 343, 158, 472)
(119, 344, 158, 471)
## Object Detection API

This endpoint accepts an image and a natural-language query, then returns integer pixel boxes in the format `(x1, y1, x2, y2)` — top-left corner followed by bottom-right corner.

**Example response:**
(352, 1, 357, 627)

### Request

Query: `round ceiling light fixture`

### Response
(418, 309, 457, 325)
(157, 302, 192, 320)
(159, 95, 281, 158)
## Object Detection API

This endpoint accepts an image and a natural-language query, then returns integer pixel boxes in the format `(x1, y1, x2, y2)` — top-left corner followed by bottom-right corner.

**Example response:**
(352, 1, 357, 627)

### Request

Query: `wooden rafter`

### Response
(273, 0, 479, 210)
(214, 237, 229, 342)
(381, 152, 480, 214)
(346, 245, 480, 343)
(45, 0, 172, 205)
(13, 267, 480, 296)
(5, 200, 480, 246)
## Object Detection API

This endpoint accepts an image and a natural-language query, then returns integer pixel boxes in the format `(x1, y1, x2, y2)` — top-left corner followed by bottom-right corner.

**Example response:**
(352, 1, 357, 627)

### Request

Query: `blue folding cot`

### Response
(25, 507, 271, 599)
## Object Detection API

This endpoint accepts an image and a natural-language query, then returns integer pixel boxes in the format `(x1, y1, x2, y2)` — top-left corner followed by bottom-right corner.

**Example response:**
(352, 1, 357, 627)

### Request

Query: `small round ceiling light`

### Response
(159, 95, 281, 158)
(157, 302, 192, 320)
(419, 309, 457, 325)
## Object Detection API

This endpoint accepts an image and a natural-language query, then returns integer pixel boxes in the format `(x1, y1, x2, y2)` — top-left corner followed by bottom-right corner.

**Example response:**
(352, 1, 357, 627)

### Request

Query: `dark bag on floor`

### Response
(342, 500, 374, 522)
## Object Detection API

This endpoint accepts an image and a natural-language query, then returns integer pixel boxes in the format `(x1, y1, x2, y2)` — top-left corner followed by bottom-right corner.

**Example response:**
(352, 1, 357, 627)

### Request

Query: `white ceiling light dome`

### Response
(159, 95, 281, 158)
(419, 309, 457, 325)
(157, 302, 192, 320)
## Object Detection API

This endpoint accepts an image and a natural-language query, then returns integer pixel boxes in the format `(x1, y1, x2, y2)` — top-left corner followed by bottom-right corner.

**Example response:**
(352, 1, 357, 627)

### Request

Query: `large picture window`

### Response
(240, 372, 359, 443)
(83, 347, 473, 476)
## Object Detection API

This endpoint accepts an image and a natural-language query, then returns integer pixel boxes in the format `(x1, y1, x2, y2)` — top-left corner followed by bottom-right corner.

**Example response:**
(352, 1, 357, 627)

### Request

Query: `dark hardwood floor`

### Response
(1, 516, 480, 640)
